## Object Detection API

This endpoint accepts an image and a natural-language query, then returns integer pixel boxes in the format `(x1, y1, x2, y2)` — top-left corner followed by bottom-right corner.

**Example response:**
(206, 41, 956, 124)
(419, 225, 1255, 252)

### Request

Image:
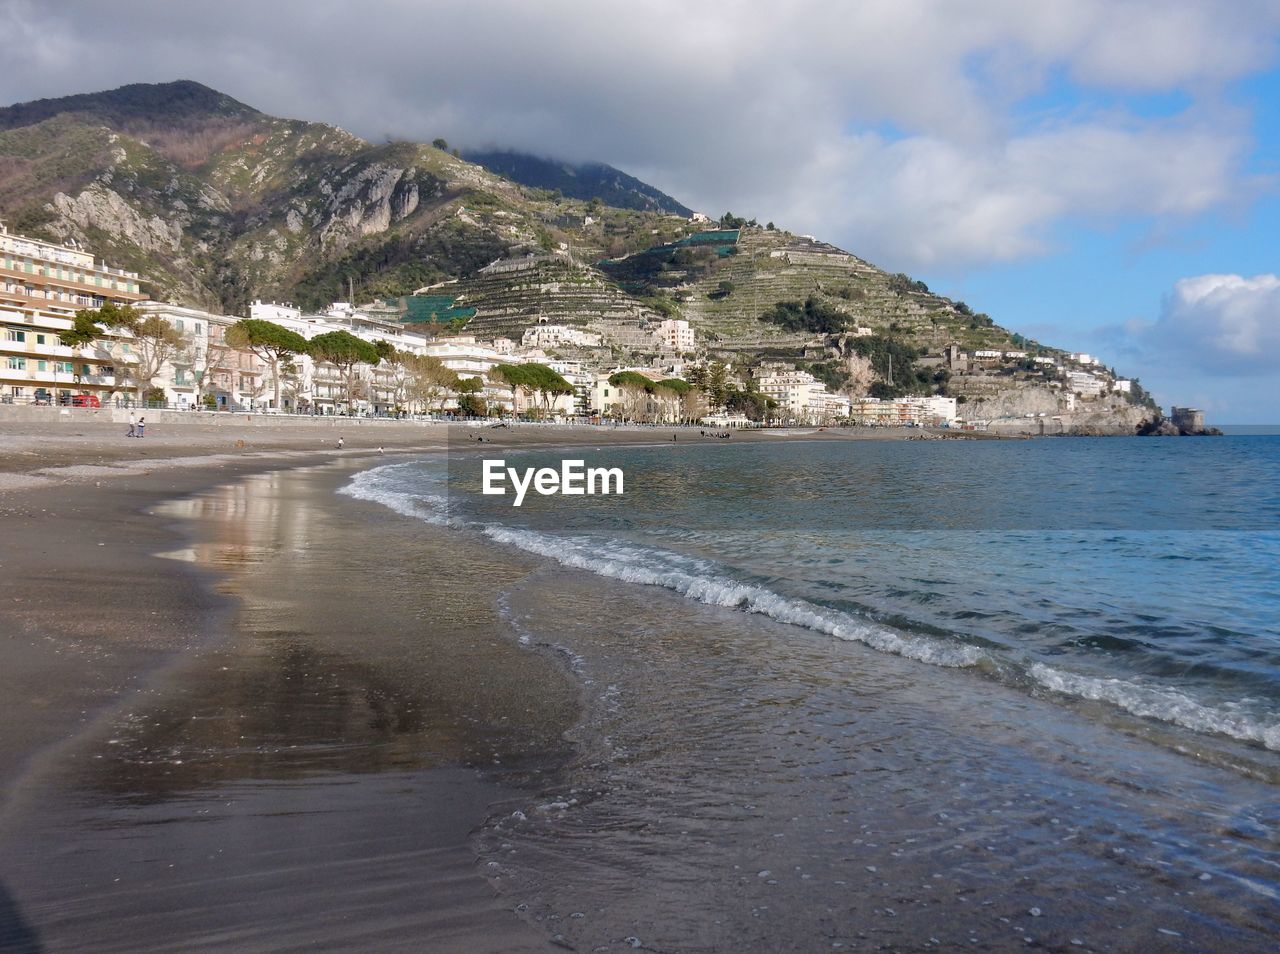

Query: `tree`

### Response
(58, 303, 141, 384)
(653, 378, 693, 423)
(226, 319, 310, 410)
(63, 305, 188, 401)
(493, 363, 533, 414)
(706, 361, 730, 409)
(492, 363, 575, 417)
(308, 331, 381, 410)
(127, 315, 189, 401)
(432, 138, 449, 151)
(402, 353, 459, 412)
(457, 390, 486, 417)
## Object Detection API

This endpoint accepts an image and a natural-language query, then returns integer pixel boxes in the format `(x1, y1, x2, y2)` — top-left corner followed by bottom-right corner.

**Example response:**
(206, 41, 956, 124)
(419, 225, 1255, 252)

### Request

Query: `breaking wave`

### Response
(1030, 663, 1280, 751)
(342, 461, 1280, 752)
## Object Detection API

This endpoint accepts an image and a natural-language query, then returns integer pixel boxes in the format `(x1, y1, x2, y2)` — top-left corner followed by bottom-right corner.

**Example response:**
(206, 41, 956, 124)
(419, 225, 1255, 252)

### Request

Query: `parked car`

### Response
(70, 394, 101, 408)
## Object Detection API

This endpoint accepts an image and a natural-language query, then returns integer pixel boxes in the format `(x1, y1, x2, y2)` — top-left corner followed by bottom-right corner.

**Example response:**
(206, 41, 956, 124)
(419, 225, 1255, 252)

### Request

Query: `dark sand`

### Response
(0, 419, 930, 951)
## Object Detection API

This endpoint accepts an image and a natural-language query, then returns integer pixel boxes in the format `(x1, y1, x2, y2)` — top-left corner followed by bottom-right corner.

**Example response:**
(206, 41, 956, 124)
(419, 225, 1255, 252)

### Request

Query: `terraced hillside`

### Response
(0, 81, 685, 315)
(601, 227, 1041, 360)
(2, 79, 1151, 424)
(448, 255, 667, 349)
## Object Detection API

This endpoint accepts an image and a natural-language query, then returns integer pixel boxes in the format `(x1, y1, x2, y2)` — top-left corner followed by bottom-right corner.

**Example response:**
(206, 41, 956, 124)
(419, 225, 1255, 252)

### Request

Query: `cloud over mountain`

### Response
(2, 0, 1277, 273)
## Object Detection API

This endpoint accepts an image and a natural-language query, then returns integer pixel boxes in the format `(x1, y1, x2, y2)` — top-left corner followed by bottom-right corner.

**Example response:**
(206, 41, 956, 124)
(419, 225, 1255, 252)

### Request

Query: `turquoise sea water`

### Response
(342, 435, 1280, 948)
(350, 436, 1280, 760)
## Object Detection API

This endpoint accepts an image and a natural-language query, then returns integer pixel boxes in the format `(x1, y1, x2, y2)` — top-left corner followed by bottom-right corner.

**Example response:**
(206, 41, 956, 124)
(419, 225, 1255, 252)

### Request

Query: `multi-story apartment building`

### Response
(135, 302, 271, 410)
(756, 369, 826, 423)
(656, 318, 695, 354)
(0, 222, 145, 405)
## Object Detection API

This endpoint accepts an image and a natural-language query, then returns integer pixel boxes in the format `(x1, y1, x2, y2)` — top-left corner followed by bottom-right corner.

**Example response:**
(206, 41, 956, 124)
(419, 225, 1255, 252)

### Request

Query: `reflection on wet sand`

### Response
(0, 464, 576, 953)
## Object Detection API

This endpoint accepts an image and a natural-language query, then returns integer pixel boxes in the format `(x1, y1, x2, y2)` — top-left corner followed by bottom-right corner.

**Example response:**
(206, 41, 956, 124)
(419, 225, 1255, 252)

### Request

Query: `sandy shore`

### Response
(0, 417, 977, 951)
(0, 431, 571, 951)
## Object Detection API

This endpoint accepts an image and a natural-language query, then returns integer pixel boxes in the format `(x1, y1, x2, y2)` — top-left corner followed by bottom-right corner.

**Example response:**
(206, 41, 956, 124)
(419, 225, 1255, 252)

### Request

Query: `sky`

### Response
(3, 0, 1279, 421)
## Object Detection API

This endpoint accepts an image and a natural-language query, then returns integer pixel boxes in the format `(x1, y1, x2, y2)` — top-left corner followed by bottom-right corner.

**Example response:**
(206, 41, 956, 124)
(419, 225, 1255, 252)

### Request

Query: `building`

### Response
(656, 318, 695, 354)
(135, 301, 268, 410)
(521, 323, 602, 350)
(900, 395, 958, 425)
(1067, 370, 1107, 398)
(1, 222, 146, 405)
(1171, 407, 1205, 431)
(756, 369, 824, 422)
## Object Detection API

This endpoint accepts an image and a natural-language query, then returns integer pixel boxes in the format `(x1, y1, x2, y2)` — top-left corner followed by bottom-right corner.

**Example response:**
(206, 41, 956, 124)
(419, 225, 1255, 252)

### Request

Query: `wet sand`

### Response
(0, 460, 580, 951)
(0, 419, 1215, 952)
(1, 419, 922, 951)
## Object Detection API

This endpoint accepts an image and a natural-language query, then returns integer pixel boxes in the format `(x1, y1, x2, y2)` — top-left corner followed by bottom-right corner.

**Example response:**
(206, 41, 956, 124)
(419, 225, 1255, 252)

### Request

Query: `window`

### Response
(102, 366, 115, 376)
(194, 322, 202, 336)
(174, 369, 187, 385)
(36, 334, 45, 344)
(7, 357, 27, 370)
(82, 364, 91, 376)
(37, 360, 47, 372)
(4, 329, 24, 342)
(175, 319, 185, 332)
(10, 387, 23, 397)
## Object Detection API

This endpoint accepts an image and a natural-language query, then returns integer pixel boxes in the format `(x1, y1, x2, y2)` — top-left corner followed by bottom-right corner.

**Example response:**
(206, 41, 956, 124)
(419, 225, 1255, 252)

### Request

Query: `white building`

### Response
(1067, 370, 1107, 397)
(1, 222, 146, 406)
(137, 302, 268, 410)
(900, 395, 958, 425)
(521, 323, 602, 350)
(656, 318, 695, 354)
(756, 369, 824, 422)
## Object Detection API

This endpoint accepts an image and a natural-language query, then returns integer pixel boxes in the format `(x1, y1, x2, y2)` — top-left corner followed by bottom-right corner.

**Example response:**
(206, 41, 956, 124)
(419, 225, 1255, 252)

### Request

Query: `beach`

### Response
(1, 419, 1277, 952)
(0, 417, 929, 951)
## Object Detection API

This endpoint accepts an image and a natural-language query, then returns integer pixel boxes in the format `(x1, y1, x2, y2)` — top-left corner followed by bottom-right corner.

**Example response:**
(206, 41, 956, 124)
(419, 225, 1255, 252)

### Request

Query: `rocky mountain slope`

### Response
(0, 81, 1155, 428)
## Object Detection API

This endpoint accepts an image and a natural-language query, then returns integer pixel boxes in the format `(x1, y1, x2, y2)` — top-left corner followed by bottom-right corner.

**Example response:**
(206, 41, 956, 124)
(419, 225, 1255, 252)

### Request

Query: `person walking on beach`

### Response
(126, 412, 136, 438)
(136, 416, 145, 438)
(337, 436, 344, 449)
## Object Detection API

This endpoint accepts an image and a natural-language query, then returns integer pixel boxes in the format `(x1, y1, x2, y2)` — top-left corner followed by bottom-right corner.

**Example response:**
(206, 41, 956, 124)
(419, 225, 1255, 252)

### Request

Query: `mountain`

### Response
(0, 81, 1152, 430)
(462, 150, 692, 216)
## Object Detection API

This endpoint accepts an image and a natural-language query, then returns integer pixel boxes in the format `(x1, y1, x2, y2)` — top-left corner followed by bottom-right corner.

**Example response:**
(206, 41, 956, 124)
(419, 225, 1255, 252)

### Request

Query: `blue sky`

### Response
(917, 63, 1280, 422)
(3, 0, 1279, 421)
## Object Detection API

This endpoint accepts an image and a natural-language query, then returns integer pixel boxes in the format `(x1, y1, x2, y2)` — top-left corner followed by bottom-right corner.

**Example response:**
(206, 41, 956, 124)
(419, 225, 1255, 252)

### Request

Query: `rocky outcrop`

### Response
(1137, 415, 1222, 437)
(49, 183, 184, 252)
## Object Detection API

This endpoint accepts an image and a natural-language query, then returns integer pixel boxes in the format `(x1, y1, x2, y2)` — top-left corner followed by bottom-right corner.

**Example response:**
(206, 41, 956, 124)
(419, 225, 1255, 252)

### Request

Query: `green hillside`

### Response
(0, 80, 1065, 384)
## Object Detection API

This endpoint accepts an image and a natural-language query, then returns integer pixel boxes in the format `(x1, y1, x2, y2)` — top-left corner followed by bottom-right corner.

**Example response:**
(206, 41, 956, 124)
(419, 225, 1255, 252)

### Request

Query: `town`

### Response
(1, 220, 1146, 432)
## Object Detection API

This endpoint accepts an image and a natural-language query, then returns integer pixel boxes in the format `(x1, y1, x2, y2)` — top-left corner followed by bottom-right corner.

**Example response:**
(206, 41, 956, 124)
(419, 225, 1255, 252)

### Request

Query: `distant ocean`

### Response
(343, 436, 1280, 948)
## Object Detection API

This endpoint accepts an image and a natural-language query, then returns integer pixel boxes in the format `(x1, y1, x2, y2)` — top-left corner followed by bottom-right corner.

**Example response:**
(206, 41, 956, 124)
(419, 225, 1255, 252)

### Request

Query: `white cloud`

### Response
(0, 0, 1277, 272)
(1156, 274, 1280, 375)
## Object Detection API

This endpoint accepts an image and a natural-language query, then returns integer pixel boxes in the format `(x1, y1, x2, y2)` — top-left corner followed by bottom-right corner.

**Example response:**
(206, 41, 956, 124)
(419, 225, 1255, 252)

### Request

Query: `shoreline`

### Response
(0, 444, 580, 951)
(3, 423, 1275, 950)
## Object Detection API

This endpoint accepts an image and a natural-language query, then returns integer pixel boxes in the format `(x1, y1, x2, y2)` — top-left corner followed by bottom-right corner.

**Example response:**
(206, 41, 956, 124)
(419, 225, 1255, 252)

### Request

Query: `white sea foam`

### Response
(343, 466, 1280, 749)
(1029, 663, 1280, 751)
(339, 463, 450, 524)
(482, 525, 983, 669)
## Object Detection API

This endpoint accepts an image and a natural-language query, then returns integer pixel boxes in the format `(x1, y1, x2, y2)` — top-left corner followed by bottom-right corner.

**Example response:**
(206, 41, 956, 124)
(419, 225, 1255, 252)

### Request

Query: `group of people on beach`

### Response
(125, 413, 146, 438)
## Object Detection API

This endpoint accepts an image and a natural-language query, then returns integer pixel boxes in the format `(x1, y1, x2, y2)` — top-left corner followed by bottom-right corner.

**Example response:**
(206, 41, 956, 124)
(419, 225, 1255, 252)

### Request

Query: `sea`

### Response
(343, 435, 1280, 950)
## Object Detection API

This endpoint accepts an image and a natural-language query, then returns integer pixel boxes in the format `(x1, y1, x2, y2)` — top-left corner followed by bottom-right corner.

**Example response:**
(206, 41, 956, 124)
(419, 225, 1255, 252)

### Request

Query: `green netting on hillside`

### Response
(385, 295, 477, 324)
(673, 229, 740, 247)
